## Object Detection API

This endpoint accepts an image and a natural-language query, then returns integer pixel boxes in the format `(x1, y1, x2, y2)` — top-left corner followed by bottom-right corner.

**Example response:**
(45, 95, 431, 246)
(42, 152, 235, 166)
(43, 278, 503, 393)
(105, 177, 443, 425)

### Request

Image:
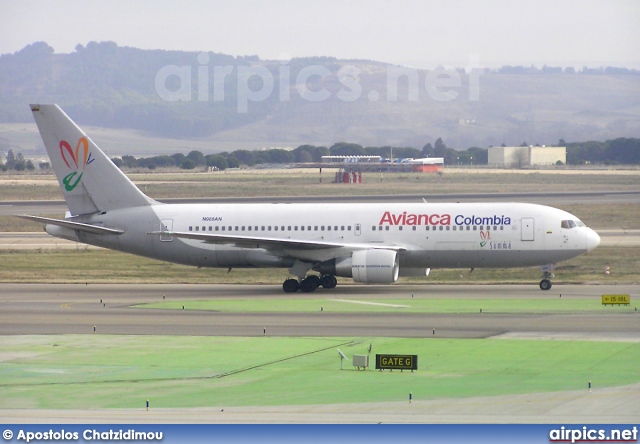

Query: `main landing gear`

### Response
(282, 274, 337, 293)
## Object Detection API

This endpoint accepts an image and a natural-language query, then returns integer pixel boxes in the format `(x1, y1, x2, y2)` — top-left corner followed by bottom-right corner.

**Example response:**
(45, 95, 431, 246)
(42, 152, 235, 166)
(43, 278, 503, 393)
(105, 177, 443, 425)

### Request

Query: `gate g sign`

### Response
(375, 354, 418, 371)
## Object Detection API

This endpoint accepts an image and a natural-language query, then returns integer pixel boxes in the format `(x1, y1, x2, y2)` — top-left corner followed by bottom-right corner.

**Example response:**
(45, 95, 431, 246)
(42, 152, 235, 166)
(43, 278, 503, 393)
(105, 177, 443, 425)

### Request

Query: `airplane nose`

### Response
(586, 229, 601, 251)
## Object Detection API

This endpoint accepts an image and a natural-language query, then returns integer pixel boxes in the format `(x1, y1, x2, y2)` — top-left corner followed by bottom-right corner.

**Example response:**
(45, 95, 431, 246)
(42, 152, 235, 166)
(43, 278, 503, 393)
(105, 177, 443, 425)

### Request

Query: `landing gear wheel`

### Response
(283, 278, 299, 293)
(300, 276, 320, 293)
(320, 274, 337, 289)
(539, 279, 552, 291)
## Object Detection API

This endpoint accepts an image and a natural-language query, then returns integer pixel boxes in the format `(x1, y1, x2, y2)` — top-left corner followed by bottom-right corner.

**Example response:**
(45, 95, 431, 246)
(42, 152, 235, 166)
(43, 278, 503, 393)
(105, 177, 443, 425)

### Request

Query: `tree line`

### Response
(2, 137, 638, 173)
(106, 139, 483, 171)
(105, 137, 640, 170)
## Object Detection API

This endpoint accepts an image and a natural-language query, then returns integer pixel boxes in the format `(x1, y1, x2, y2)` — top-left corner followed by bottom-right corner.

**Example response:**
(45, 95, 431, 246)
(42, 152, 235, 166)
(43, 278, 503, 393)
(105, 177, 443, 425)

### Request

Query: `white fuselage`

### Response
(62, 201, 600, 273)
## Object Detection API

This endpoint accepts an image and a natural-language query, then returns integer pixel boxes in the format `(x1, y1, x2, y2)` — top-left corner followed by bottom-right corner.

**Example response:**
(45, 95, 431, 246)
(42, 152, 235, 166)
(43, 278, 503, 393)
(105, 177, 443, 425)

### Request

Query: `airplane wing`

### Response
(17, 215, 124, 235)
(148, 230, 406, 252)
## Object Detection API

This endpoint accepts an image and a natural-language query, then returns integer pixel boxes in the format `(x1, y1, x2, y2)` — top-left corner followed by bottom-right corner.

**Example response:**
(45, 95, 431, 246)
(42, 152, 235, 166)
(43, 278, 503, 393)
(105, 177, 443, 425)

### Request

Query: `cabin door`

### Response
(521, 218, 534, 241)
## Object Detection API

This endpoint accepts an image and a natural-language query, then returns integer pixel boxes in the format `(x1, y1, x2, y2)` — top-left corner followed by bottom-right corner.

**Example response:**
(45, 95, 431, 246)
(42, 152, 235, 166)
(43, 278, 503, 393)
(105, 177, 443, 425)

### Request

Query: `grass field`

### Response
(138, 297, 638, 314)
(1, 335, 638, 409)
(1, 168, 639, 203)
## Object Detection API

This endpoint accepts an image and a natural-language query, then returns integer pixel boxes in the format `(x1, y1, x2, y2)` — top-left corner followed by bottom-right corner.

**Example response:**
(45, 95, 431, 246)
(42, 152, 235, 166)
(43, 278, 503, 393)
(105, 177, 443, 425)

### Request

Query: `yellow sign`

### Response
(602, 294, 630, 305)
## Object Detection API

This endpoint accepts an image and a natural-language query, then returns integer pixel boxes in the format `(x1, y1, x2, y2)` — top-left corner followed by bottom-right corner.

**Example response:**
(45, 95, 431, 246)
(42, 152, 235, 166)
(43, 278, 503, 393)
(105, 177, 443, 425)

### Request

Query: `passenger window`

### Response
(399, 226, 403, 231)
(189, 226, 193, 231)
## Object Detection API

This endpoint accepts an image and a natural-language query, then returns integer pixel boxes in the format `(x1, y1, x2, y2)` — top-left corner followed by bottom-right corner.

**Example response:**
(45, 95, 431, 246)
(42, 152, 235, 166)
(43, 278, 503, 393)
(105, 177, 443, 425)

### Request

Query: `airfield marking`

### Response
(330, 299, 409, 308)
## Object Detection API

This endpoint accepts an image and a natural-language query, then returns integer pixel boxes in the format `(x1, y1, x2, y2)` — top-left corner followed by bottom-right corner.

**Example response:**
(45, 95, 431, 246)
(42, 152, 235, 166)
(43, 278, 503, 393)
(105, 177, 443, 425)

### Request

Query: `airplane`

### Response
(19, 104, 601, 292)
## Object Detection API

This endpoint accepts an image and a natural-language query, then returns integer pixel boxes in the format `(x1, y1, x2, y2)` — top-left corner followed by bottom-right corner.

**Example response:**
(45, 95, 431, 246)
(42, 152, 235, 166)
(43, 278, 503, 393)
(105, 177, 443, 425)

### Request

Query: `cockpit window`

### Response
(561, 220, 578, 229)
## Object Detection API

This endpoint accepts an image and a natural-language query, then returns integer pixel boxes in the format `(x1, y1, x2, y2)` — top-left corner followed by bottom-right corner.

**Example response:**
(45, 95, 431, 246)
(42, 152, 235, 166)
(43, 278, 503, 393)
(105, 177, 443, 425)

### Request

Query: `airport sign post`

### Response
(375, 354, 418, 372)
(601, 294, 630, 305)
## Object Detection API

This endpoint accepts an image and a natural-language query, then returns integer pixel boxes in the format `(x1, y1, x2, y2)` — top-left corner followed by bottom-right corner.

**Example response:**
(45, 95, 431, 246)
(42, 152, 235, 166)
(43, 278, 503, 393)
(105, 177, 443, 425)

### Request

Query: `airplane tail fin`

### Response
(30, 104, 156, 216)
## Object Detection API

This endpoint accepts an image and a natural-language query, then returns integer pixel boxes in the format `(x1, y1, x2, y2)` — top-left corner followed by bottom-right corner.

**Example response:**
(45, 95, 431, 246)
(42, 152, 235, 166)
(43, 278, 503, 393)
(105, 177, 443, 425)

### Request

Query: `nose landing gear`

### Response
(539, 264, 555, 291)
(539, 277, 553, 291)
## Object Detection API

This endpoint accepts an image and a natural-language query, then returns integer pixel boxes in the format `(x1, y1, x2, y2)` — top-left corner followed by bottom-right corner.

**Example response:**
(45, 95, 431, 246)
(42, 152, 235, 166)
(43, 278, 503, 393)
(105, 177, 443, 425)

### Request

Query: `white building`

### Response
(488, 146, 566, 167)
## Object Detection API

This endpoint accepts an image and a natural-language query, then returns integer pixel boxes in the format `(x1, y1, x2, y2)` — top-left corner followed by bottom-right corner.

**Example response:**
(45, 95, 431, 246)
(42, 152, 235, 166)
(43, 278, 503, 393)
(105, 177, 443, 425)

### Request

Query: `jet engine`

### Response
(315, 249, 399, 284)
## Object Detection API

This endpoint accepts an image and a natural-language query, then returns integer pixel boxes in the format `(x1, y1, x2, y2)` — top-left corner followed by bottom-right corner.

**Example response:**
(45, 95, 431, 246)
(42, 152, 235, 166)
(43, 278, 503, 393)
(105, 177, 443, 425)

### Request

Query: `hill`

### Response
(1, 41, 639, 155)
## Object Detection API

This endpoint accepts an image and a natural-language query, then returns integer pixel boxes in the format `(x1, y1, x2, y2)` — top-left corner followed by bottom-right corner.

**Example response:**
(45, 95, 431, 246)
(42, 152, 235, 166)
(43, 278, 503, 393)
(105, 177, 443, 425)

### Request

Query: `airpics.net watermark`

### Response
(155, 53, 484, 113)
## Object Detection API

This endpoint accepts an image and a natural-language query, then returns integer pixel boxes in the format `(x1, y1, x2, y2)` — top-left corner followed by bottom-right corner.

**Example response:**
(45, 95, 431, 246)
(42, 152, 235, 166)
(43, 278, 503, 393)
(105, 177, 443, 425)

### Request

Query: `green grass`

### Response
(138, 297, 637, 314)
(1, 335, 638, 409)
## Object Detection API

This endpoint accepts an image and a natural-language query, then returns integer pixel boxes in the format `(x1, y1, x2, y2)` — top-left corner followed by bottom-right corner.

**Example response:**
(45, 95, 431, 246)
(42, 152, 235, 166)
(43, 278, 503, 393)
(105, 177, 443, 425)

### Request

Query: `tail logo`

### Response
(59, 137, 95, 191)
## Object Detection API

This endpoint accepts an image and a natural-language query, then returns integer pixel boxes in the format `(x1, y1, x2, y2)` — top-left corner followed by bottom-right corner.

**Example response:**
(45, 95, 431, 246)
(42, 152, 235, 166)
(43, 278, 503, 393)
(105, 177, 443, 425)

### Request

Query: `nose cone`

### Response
(586, 229, 601, 251)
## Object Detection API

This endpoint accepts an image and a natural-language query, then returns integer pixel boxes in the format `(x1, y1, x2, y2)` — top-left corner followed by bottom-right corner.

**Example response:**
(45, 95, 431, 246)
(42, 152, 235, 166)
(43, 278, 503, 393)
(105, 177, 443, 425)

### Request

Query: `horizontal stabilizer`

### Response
(17, 215, 124, 235)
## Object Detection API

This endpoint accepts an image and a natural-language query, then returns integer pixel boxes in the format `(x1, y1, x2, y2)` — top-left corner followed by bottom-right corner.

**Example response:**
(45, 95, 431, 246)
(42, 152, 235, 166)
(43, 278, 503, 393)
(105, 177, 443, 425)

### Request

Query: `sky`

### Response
(1, 0, 639, 69)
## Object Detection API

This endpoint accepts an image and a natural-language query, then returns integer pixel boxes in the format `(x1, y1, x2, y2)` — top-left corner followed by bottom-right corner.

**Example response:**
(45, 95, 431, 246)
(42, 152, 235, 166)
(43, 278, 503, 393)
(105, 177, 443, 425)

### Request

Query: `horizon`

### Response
(2, 0, 639, 70)
(4, 40, 640, 72)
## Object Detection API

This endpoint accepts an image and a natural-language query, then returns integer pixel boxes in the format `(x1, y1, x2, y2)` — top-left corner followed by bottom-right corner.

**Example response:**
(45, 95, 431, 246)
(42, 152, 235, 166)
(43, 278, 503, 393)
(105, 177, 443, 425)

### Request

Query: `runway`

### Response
(1, 283, 639, 424)
(1, 283, 638, 339)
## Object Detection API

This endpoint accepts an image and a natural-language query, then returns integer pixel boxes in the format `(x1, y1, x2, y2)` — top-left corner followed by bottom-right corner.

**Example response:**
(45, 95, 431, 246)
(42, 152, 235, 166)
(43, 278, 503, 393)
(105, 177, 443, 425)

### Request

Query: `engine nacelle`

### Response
(315, 249, 399, 284)
(351, 249, 399, 283)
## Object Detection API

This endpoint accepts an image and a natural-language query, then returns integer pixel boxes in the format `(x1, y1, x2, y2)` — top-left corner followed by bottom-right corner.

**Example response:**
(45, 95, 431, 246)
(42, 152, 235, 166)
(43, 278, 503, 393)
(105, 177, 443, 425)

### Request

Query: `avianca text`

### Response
(379, 212, 512, 226)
